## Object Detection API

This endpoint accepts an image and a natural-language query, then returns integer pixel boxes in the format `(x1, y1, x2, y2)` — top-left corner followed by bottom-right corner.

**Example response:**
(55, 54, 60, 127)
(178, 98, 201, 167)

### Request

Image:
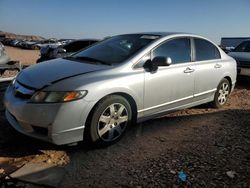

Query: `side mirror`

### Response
(143, 56, 172, 72)
(58, 48, 66, 53)
(152, 56, 172, 67)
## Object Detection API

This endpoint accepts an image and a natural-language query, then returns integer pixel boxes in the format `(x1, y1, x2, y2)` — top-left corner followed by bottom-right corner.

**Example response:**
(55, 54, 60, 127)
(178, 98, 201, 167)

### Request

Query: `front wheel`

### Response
(212, 78, 230, 108)
(87, 95, 132, 146)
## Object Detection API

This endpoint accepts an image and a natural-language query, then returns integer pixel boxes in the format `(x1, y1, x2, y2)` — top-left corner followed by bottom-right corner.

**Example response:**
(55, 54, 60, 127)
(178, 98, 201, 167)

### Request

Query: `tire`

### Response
(212, 78, 230, 108)
(87, 95, 132, 146)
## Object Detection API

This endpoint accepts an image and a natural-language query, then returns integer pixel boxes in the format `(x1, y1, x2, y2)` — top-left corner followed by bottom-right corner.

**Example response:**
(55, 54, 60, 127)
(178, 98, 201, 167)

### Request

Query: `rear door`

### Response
(192, 38, 223, 99)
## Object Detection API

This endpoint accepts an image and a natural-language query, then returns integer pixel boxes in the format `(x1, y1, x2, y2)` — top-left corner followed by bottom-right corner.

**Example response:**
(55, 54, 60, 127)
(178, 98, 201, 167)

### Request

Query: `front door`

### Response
(143, 37, 195, 116)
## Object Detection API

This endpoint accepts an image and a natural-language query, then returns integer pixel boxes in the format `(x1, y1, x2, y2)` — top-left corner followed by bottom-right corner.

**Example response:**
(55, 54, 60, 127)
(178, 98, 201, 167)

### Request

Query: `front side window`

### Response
(72, 34, 159, 65)
(194, 38, 221, 61)
(152, 38, 191, 64)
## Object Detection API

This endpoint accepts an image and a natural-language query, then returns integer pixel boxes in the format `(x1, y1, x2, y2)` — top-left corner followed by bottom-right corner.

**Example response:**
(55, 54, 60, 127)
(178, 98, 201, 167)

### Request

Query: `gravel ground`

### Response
(0, 79, 249, 187)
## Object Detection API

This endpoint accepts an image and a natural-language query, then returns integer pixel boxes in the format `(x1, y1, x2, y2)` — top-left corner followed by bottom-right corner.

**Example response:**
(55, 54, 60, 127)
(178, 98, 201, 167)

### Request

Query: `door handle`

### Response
(214, 63, 222, 68)
(184, 67, 195, 73)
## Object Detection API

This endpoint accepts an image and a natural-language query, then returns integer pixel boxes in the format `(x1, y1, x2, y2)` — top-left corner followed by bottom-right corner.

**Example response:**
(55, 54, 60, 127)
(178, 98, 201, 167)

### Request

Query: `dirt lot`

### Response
(0, 47, 249, 187)
(4, 46, 39, 65)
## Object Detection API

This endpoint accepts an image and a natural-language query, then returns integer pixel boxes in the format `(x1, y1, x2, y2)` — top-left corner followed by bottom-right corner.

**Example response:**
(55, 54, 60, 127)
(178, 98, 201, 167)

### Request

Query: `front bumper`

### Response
(4, 86, 92, 145)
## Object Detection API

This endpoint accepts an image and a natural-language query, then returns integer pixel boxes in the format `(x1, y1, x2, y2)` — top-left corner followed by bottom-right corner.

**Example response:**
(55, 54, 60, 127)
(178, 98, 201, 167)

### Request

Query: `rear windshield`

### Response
(72, 34, 159, 65)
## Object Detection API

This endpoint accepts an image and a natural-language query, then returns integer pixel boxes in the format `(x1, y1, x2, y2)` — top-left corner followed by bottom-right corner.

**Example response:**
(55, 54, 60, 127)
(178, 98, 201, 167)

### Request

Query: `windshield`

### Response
(72, 34, 159, 64)
(234, 41, 250, 52)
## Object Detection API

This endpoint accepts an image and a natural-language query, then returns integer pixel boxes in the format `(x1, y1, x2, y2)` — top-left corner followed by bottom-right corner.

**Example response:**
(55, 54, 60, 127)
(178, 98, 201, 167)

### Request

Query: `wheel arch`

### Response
(218, 70, 235, 93)
(85, 92, 138, 129)
(223, 76, 233, 93)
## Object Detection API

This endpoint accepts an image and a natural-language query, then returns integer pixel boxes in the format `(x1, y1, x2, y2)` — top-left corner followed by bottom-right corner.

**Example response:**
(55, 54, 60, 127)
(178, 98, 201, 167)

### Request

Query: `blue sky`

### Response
(0, 0, 249, 43)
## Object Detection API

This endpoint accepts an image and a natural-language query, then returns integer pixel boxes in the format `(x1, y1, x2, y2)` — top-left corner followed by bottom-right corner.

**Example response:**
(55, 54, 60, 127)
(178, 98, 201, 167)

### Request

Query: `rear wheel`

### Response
(87, 95, 132, 146)
(212, 78, 230, 108)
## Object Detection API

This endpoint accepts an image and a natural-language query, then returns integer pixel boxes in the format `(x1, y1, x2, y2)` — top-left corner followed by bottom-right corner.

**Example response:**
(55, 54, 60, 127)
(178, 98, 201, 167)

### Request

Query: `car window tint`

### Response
(152, 38, 191, 64)
(194, 38, 221, 61)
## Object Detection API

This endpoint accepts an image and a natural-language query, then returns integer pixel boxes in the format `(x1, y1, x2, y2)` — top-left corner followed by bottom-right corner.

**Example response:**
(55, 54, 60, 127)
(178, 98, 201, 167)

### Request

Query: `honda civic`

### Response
(4, 32, 237, 146)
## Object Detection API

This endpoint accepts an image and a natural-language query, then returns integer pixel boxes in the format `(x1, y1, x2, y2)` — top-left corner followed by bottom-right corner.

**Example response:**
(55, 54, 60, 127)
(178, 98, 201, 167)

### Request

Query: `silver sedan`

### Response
(4, 32, 237, 146)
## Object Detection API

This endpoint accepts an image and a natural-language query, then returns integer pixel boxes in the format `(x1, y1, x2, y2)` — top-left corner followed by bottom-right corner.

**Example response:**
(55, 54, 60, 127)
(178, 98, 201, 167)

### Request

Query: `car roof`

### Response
(117, 32, 190, 37)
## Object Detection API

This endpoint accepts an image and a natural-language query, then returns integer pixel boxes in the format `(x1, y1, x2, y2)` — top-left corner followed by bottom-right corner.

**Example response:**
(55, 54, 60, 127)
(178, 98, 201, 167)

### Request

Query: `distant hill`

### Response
(0, 31, 45, 41)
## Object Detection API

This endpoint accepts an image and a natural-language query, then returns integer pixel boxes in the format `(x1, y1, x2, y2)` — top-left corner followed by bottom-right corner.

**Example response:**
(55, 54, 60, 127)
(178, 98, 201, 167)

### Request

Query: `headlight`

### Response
(30, 91, 87, 103)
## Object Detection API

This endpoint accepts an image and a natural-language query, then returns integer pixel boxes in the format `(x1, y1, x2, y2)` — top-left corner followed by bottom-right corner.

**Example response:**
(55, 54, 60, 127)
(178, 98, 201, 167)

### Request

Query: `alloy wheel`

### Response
(97, 103, 128, 142)
(218, 82, 230, 105)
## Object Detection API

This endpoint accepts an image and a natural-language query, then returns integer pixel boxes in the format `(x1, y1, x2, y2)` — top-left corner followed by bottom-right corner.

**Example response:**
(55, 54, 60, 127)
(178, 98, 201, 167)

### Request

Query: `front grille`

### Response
(237, 61, 250, 68)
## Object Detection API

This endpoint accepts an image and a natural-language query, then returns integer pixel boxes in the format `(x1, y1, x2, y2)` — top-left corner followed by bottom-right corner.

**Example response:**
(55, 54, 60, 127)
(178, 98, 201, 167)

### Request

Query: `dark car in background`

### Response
(21, 40, 40, 49)
(228, 40, 250, 76)
(37, 39, 98, 63)
(220, 37, 250, 53)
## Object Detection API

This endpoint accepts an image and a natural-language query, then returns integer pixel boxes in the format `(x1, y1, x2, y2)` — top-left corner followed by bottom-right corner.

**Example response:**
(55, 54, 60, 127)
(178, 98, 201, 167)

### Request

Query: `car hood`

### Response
(228, 52, 250, 62)
(17, 58, 110, 89)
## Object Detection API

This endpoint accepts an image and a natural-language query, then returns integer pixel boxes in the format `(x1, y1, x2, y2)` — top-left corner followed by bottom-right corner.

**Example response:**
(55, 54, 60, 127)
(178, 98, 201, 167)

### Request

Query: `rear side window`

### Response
(194, 38, 221, 61)
(152, 38, 191, 64)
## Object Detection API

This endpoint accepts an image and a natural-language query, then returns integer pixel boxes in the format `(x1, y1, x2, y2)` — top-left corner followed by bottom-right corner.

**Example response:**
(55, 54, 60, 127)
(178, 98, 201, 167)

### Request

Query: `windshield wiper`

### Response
(66, 56, 111, 65)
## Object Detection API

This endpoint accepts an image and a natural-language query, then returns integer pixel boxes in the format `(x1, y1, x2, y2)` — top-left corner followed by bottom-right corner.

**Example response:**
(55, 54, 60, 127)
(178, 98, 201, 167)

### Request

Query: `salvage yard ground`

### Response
(0, 47, 249, 187)
(4, 46, 39, 65)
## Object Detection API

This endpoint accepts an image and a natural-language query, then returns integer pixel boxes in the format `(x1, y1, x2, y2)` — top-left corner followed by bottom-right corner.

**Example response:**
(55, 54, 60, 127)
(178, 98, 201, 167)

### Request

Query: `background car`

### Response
(37, 39, 99, 63)
(220, 37, 250, 53)
(0, 42, 10, 64)
(4, 32, 236, 146)
(0, 42, 4, 51)
(0, 42, 22, 83)
(228, 40, 250, 76)
(21, 40, 41, 49)
(9, 39, 20, 47)
(58, 39, 74, 45)
(34, 38, 62, 49)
